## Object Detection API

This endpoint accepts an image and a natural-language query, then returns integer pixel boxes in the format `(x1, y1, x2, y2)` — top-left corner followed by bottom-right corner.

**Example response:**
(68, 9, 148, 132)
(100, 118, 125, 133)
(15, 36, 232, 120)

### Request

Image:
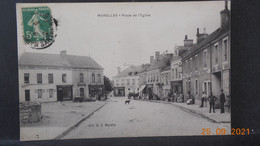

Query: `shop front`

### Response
(171, 81, 182, 94)
(89, 85, 104, 99)
(113, 87, 125, 97)
(56, 85, 73, 101)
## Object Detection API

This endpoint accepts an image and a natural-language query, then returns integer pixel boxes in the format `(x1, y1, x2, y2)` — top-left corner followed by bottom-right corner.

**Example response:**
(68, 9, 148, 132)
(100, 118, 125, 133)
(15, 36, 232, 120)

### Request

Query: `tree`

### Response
(104, 76, 113, 93)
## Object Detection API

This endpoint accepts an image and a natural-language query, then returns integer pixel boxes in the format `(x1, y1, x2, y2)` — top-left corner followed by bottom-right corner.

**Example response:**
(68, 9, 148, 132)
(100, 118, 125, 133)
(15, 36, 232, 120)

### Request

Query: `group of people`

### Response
(141, 89, 228, 114)
(197, 90, 227, 113)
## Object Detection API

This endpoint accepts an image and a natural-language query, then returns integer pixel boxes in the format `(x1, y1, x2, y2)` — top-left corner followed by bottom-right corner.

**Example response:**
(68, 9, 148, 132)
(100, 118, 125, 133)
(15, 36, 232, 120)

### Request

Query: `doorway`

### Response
(80, 88, 84, 98)
(25, 90, 30, 101)
(212, 72, 221, 96)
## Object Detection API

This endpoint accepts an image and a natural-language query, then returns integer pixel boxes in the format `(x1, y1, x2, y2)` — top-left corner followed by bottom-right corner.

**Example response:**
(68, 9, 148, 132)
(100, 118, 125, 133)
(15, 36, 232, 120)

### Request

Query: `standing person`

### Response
(200, 92, 207, 107)
(220, 89, 226, 114)
(208, 92, 217, 113)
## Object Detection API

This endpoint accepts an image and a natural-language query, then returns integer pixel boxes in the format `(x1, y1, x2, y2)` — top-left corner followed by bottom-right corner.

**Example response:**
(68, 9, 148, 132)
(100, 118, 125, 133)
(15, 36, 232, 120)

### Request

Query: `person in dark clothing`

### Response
(149, 92, 153, 100)
(220, 89, 226, 113)
(208, 92, 217, 113)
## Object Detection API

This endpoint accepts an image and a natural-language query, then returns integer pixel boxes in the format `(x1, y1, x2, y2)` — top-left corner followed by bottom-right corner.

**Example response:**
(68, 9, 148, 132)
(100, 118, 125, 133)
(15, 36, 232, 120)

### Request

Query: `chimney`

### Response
(155, 51, 160, 59)
(184, 35, 193, 47)
(117, 67, 121, 74)
(60, 50, 67, 56)
(150, 56, 154, 64)
(220, 0, 230, 28)
(196, 28, 208, 43)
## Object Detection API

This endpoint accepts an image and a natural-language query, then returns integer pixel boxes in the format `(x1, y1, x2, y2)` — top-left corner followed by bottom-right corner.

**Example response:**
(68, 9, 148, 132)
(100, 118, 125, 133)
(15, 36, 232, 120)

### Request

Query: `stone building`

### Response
(112, 65, 148, 97)
(181, 2, 230, 105)
(18, 51, 104, 102)
(139, 51, 173, 99)
(170, 35, 193, 94)
(161, 65, 171, 98)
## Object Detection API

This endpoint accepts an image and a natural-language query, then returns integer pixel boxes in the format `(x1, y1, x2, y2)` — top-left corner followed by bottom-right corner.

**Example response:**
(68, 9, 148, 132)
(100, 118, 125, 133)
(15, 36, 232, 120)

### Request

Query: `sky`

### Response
(16, 1, 230, 79)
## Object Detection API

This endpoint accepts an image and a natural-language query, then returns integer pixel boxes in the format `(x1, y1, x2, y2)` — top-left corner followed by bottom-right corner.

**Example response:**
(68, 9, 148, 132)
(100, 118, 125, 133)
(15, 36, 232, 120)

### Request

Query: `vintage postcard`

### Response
(17, 1, 231, 141)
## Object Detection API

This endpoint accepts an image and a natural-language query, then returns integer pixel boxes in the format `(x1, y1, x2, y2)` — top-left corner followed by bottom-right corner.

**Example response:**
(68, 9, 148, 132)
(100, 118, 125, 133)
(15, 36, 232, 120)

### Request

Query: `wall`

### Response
(145, 69, 160, 95)
(161, 70, 171, 98)
(113, 75, 140, 96)
(20, 101, 41, 124)
(170, 58, 182, 82)
(182, 45, 211, 100)
(19, 66, 72, 102)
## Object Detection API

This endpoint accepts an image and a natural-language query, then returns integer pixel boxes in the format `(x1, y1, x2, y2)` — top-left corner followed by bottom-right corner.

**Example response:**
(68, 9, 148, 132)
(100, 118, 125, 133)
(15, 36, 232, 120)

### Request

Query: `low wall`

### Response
(20, 101, 42, 124)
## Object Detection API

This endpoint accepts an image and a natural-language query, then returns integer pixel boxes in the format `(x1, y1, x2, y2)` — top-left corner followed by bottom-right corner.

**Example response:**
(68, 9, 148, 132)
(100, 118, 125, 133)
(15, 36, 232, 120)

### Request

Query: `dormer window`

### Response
(128, 72, 132, 76)
(134, 72, 138, 75)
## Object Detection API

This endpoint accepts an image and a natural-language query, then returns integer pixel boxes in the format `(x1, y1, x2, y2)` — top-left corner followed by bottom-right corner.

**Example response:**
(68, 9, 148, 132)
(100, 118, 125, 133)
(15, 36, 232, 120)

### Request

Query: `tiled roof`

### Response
(161, 64, 171, 72)
(146, 53, 173, 71)
(19, 52, 103, 69)
(64, 55, 103, 69)
(182, 26, 230, 60)
(170, 55, 181, 61)
(114, 65, 146, 78)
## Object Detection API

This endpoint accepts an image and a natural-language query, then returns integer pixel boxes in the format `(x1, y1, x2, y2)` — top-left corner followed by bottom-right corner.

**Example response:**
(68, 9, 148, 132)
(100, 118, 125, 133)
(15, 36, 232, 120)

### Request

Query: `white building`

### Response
(161, 66, 172, 98)
(113, 66, 147, 97)
(18, 51, 104, 102)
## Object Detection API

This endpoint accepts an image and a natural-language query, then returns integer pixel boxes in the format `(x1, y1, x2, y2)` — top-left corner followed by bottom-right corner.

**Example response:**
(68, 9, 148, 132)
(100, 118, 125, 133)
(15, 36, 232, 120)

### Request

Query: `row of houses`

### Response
(112, 2, 230, 106)
(19, 51, 104, 102)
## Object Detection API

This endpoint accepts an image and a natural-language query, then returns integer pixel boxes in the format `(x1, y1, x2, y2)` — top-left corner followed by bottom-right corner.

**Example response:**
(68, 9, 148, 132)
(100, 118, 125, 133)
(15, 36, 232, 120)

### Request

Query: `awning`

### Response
(138, 85, 146, 93)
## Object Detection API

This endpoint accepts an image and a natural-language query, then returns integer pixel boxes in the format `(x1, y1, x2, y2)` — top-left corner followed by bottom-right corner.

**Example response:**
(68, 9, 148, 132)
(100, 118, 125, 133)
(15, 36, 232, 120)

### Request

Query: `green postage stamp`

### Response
(22, 7, 57, 49)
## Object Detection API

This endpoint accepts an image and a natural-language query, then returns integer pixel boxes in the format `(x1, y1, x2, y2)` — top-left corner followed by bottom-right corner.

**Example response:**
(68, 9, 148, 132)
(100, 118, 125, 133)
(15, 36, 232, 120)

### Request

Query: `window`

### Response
(97, 74, 101, 83)
(80, 73, 84, 82)
(195, 80, 198, 95)
(165, 74, 168, 85)
(132, 79, 135, 85)
(49, 89, 54, 98)
(134, 72, 138, 75)
(215, 44, 219, 64)
(38, 89, 42, 98)
(121, 79, 124, 85)
(204, 50, 208, 68)
(223, 39, 228, 62)
(92, 73, 95, 83)
(195, 55, 198, 71)
(24, 73, 29, 83)
(190, 58, 192, 73)
(179, 69, 182, 79)
(116, 80, 119, 86)
(172, 69, 174, 79)
(62, 74, 66, 83)
(37, 73, 42, 83)
(175, 68, 178, 79)
(127, 79, 130, 85)
(48, 74, 53, 83)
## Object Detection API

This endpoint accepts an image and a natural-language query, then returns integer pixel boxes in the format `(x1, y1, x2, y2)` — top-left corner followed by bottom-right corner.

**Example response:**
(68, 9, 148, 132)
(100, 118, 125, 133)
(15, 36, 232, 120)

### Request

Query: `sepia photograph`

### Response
(16, 1, 231, 141)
